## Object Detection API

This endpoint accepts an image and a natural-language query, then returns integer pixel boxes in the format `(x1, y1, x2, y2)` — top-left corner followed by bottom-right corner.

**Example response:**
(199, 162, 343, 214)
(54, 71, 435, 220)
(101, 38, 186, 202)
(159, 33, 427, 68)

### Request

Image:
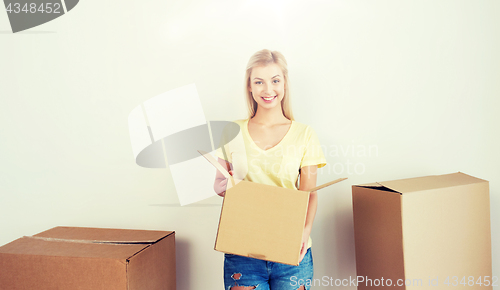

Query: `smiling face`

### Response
(248, 63, 285, 111)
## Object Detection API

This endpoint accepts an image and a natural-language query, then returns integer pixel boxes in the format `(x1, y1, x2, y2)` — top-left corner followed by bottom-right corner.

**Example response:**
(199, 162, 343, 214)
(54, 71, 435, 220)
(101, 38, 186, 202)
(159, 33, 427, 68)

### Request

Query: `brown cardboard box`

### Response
(0, 226, 176, 290)
(352, 172, 492, 289)
(199, 150, 346, 266)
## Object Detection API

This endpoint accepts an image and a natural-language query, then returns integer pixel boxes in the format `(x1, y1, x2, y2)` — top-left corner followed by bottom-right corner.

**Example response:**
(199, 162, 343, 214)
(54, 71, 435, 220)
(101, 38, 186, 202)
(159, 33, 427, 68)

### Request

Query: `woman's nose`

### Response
(264, 83, 273, 95)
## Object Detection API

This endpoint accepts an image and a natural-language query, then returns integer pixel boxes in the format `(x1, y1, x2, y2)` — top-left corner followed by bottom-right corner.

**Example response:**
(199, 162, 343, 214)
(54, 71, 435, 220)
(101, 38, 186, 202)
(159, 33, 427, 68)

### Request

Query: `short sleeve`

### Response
(300, 127, 327, 169)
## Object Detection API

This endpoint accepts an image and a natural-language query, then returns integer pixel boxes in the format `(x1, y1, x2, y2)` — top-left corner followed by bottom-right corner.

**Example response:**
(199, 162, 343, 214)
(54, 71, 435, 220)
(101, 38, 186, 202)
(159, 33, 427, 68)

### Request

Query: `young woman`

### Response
(214, 49, 327, 290)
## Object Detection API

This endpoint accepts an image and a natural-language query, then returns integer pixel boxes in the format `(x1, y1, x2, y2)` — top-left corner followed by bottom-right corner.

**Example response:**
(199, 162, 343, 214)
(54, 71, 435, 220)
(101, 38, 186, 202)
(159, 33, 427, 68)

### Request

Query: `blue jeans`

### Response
(223, 248, 314, 290)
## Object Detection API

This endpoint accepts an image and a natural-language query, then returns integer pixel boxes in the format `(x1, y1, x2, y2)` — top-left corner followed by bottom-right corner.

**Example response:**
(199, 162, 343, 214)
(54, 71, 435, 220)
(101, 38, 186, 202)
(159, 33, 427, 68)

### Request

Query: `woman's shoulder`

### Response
(291, 120, 317, 136)
(219, 119, 247, 137)
(232, 118, 248, 126)
(223, 119, 247, 130)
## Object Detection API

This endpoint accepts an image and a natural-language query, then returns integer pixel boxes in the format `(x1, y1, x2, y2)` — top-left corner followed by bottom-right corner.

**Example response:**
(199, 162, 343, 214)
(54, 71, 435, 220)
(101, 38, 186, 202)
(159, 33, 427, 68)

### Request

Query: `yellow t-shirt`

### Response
(215, 118, 327, 249)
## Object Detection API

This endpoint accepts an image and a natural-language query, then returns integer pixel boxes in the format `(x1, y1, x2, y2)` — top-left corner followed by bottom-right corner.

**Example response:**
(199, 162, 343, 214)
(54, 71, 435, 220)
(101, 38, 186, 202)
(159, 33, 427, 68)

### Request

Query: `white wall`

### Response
(0, 1, 498, 289)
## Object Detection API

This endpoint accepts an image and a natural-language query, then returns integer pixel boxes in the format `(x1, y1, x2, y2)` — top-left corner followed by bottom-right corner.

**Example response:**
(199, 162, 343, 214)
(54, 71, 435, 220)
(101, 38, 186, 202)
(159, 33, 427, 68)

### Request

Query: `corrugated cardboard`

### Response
(199, 150, 346, 266)
(0, 227, 176, 290)
(352, 172, 492, 289)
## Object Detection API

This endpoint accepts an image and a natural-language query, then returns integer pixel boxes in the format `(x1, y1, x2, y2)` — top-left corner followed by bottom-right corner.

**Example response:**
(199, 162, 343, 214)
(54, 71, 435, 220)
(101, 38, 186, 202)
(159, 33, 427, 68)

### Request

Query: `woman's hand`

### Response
(299, 227, 311, 263)
(214, 157, 234, 197)
(216, 170, 233, 197)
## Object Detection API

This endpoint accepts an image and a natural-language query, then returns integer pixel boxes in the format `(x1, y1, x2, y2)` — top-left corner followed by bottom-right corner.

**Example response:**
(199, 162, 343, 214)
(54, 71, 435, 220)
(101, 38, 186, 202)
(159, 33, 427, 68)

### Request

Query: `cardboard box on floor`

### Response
(199, 150, 347, 266)
(352, 172, 492, 290)
(0, 226, 176, 290)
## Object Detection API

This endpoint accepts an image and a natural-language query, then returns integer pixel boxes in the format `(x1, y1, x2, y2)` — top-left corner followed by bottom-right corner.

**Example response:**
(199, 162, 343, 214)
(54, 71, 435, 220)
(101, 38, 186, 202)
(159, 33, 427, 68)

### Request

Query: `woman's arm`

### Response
(298, 164, 318, 261)
(213, 157, 233, 197)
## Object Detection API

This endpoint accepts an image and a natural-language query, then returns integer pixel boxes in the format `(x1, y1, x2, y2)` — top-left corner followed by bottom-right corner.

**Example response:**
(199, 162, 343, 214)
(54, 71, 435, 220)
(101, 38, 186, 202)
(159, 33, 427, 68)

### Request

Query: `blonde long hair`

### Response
(245, 49, 294, 121)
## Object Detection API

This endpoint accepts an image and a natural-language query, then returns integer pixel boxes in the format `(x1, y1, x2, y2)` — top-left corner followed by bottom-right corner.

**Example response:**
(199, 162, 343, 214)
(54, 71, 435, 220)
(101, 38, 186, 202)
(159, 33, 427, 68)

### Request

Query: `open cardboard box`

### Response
(0, 226, 176, 290)
(199, 150, 347, 266)
(352, 172, 492, 289)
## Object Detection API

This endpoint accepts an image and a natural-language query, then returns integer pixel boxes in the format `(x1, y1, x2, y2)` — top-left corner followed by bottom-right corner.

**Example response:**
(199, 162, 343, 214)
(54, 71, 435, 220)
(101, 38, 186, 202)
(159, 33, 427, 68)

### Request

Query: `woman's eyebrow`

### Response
(252, 75, 281, 80)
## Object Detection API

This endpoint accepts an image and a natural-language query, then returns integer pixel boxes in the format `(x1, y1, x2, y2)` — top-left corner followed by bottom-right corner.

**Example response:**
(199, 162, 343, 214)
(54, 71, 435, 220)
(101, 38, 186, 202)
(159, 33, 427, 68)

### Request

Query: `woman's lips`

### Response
(261, 96, 276, 102)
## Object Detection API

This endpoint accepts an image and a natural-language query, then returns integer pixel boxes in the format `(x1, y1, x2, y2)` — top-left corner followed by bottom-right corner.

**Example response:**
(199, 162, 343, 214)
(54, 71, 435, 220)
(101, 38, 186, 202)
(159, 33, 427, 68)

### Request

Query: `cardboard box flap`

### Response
(377, 172, 487, 194)
(307, 177, 347, 192)
(0, 227, 175, 260)
(198, 149, 347, 192)
(358, 182, 381, 187)
(356, 182, 400, 193)
(0, 236, 148, 260)
(34, 226, 173, 243)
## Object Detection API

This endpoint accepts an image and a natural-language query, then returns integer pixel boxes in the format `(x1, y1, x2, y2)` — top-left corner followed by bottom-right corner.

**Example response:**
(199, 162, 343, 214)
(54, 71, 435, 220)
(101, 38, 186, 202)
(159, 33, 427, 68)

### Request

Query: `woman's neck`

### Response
(252, 106, 290, 125)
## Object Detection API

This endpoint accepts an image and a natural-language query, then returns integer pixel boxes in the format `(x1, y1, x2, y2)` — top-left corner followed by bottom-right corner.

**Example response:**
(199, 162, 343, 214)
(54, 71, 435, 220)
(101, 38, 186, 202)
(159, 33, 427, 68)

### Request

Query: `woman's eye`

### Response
(273, 79, 280, 83)
(255, 81, 262, 85)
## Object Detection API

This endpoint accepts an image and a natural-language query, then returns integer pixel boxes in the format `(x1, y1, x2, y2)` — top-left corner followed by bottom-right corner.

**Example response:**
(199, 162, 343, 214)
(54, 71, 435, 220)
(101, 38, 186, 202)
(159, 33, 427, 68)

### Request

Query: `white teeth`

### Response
(262, 96, 275, 101)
